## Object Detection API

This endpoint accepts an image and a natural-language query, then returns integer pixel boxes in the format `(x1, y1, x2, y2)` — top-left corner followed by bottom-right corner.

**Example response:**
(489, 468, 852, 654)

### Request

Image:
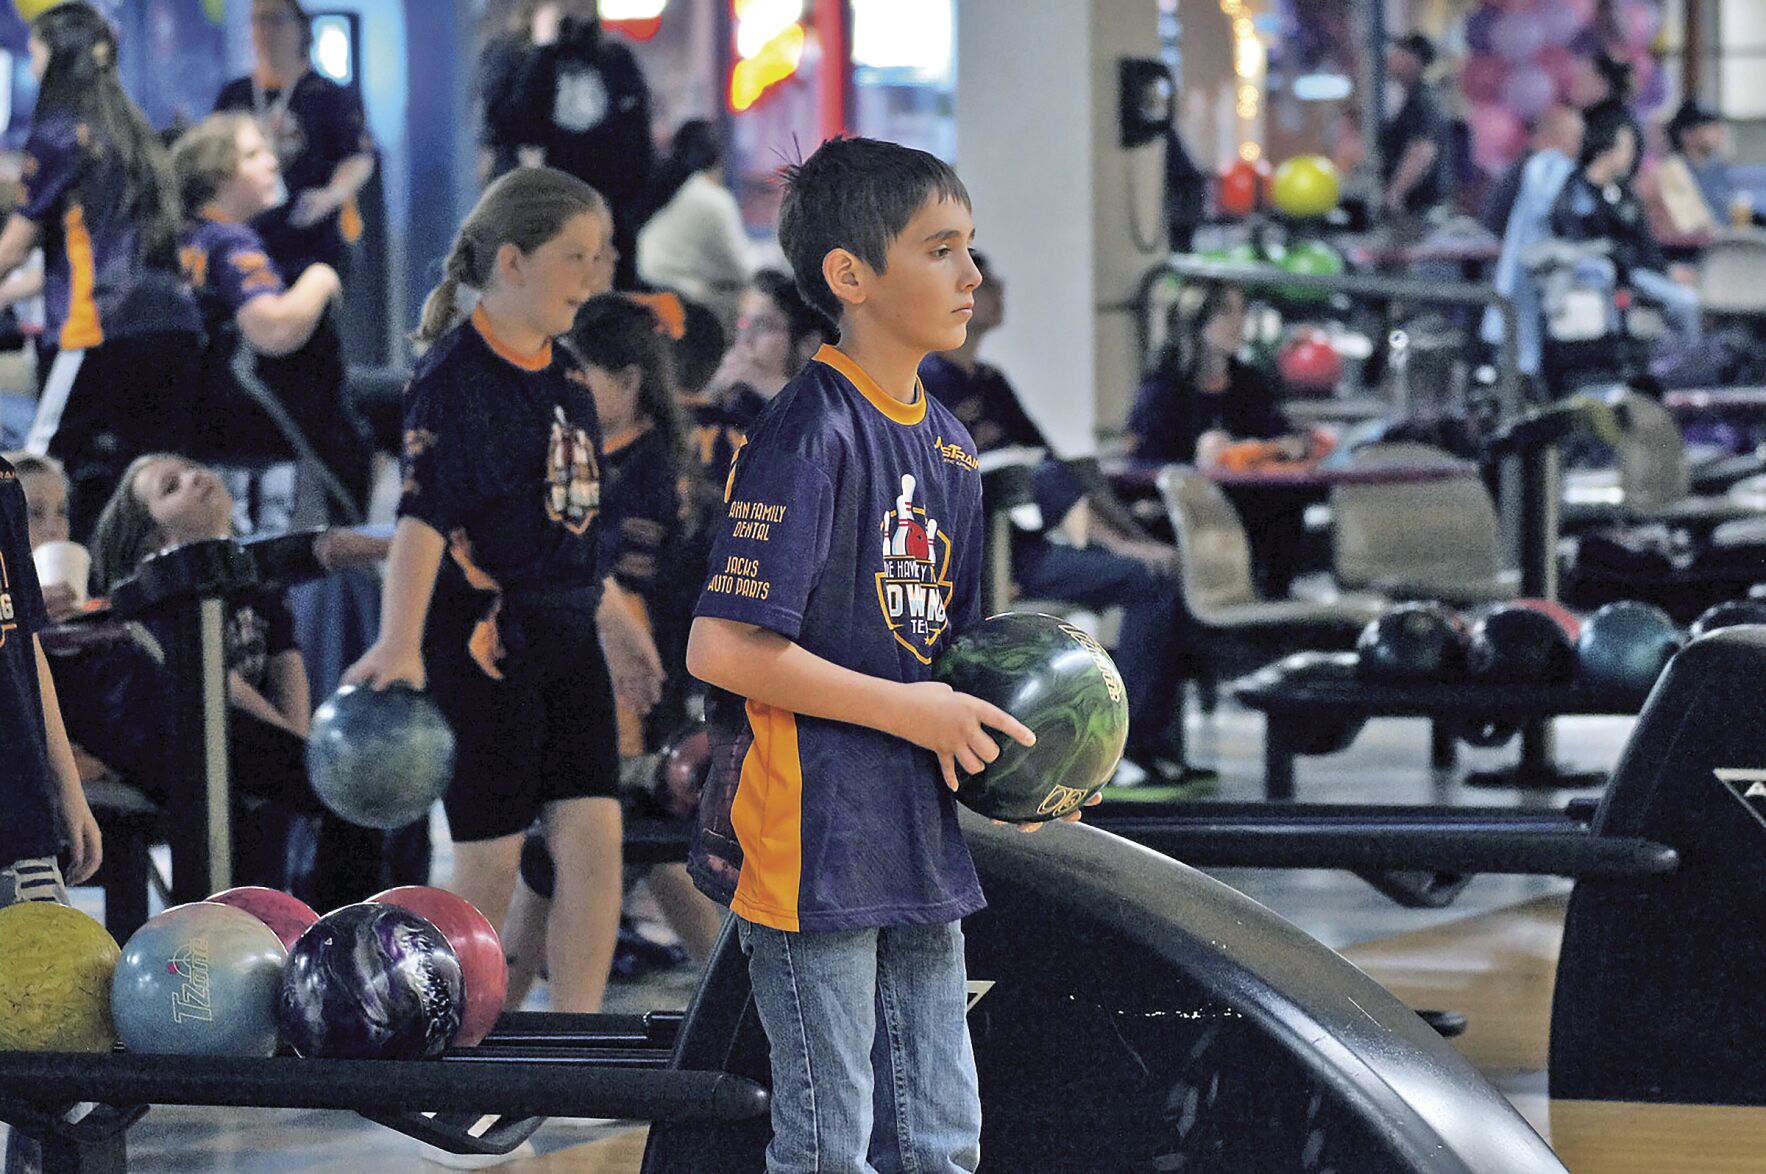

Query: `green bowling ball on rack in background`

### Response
(932, 613, 1130, 823)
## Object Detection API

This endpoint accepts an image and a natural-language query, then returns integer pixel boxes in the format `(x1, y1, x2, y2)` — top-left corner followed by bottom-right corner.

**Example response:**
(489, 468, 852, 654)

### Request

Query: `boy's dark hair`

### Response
(1580, 99, 1635, 169)
(777, 136, 970, 328)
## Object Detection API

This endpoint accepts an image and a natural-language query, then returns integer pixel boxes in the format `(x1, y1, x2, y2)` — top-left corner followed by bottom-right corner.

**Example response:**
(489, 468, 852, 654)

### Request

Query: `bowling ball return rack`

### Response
(1231, 652, 1646, 798)
(0, 812, 1570, 1173)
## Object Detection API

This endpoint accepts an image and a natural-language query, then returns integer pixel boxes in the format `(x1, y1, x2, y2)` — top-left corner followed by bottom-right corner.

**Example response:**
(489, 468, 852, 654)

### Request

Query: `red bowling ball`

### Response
(1277, 329, 1343, 393)
(206, 887, 320, 952)
(370, 886, 507, 1047)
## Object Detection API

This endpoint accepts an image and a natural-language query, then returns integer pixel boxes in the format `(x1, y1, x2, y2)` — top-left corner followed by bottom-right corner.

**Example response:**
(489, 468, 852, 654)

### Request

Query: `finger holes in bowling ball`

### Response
(932, 613, 1130, 823)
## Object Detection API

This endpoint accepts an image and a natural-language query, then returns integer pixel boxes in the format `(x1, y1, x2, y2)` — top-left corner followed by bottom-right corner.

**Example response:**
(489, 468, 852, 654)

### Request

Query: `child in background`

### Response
(344, 167, 663, 1013)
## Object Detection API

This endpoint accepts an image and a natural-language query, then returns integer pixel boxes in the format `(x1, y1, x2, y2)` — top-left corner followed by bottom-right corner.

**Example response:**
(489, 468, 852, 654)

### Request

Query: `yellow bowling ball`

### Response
(1270, 155, 1341, 219)
(14, 0, 69, 21)
(0, 901, 120, 1053)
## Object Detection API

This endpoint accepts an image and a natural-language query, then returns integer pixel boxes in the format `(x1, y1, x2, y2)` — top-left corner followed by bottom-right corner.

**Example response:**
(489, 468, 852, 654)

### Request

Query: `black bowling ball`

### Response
(1690, 599, 1766, 640)
(1467, 606, 1576, 684)
(1356, 603, 1470, 683)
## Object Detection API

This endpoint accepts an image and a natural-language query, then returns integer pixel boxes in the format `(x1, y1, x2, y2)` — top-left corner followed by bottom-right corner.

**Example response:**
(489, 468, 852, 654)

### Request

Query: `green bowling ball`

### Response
(932, 613, 1130, 823)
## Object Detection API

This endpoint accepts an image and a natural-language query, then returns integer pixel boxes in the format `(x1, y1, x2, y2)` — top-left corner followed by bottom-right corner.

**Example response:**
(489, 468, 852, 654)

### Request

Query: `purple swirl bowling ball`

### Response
(277, 903, 463, 1060)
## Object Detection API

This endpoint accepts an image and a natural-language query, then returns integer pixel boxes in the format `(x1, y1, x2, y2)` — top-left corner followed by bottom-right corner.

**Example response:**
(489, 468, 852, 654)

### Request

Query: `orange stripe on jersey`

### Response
(59, 205, 103, 351)
(729, 700, 804, 931)
(813, 344, 925, 426)
(471, 304, 552, 372)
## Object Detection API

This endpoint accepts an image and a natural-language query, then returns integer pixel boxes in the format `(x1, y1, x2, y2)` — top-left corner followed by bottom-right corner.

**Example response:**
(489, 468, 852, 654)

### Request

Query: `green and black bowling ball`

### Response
(932, 613, 1130, 823)
(1356, 602, 1469, 683)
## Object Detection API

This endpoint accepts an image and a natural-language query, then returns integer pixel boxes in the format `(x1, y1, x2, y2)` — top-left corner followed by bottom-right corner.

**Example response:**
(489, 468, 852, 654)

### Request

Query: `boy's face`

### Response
(18, 469, 69, 549)
(849, 196, 982, 356)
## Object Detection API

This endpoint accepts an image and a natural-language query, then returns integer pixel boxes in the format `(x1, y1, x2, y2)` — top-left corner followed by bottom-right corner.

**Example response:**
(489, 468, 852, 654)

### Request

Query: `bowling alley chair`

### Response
(1329, 443, 1518, 605)
(1562, 389, 1761, 531)
(1158, 466, 1381, 671)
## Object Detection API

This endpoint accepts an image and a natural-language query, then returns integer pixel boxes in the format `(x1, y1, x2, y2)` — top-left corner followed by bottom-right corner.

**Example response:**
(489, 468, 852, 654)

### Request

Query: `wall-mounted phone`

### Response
(1118, 57, 1173, 149)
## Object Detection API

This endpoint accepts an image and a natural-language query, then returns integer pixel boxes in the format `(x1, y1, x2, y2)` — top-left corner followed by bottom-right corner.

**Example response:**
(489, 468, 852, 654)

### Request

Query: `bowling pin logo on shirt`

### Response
(544, 405, 601, 535)
(874, 473, 954, 664)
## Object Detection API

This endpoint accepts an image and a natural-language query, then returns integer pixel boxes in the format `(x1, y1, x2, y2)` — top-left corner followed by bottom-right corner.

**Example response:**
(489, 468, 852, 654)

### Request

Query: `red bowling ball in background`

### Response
(1218, 158, 1270, 218)
(370, 886, 508, 1048)
(1278, 328, 1344, 394)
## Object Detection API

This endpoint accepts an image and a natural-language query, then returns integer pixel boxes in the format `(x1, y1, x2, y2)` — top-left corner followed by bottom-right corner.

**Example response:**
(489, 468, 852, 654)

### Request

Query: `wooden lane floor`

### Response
(1343, 895, 1766, 1173)
(506, 1128, 648, 1172)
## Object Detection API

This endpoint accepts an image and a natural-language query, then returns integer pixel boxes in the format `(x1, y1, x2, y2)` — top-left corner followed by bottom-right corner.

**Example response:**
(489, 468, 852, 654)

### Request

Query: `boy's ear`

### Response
(495, 241, 525, 288)
(821, 247, 867, 311)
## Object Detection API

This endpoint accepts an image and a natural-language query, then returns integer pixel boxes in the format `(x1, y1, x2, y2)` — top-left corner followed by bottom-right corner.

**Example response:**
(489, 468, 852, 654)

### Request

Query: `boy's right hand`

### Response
(342, 641, 426, 691)
(892, 681, 1035, 793)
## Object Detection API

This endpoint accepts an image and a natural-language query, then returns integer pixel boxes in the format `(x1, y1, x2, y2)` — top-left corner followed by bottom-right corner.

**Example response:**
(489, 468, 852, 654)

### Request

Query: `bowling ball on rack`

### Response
(370, 886, 506, 1048)
(0, 902, 119, 1052)
(206, 886, 319, 952)
(1507, 597, 1582, 642)
(1357, 603, 1470, 683)
(1576, 601, 1682, 696)
(1467, 605, 1576, 684)
(306, 684, 456, 829)
(111, 902, 285, 1057)
(932, 613, 1130, 823)
(278, 903, 463, 1060)
(1690, 599, 1766, 639)
(1270, 154, 1341, 218)
(1277, 328, 1345, 392)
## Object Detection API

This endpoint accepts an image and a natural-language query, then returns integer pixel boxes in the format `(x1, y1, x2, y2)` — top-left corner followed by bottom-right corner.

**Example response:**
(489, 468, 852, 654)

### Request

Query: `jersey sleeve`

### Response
(693, 440, 834, 640)
(6, 533, 49, 636)
(18, 116, 80, 224)
(397, 370, 487, 538)
(212, 227, 286, 314)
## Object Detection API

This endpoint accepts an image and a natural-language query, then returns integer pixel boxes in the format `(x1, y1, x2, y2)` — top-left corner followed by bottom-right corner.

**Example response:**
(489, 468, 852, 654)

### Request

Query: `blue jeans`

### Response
(737, 917, 981, 1174)
(1014, 540, 1189, 749)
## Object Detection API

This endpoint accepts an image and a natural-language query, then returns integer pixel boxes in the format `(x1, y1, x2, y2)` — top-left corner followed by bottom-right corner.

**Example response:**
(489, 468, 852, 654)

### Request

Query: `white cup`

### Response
(32, 540, 89, 604)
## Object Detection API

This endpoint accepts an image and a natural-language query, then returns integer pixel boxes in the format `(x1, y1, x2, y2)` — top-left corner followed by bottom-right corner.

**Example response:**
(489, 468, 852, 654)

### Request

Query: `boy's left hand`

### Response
(58, 786, 102, 885)
(999, 791, 1104, 834)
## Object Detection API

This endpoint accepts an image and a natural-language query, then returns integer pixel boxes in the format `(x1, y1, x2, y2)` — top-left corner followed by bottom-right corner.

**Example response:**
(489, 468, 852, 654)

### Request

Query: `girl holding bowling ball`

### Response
(343, 168, 664, 1014)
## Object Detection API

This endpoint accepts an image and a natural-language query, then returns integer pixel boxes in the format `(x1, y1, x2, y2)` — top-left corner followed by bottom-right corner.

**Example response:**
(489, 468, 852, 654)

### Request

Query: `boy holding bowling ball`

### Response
(686, 136, 1087, 1172)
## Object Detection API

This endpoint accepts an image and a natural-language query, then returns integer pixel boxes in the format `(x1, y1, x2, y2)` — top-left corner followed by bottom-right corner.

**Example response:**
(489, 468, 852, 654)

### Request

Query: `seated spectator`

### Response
(709, 268, 830, 428)
(1126, 280, 1310, 596)
(1128, 282, 1308, 468)
(922, 252, 1214, 789)
(172, 112, 370, 525)
(637, 120, 752, 333)
(88, 453, 384, 905)
(1549, 99, 1701, 382)
(9, 451, 169, 792)
(1649, 98, 1763, 241)
(1481, 121, 1581, 385)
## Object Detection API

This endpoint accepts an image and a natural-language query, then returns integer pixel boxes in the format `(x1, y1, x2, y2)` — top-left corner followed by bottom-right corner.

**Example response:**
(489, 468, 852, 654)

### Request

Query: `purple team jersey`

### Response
(689, 345, 988, 933)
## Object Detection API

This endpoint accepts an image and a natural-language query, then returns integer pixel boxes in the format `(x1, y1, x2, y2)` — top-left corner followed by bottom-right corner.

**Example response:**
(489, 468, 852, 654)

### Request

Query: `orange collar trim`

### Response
(812, 344, 925, 426)
(472, 305, 552, 372)
(197, 204, 238, 224)
(602, 420, 654, 454)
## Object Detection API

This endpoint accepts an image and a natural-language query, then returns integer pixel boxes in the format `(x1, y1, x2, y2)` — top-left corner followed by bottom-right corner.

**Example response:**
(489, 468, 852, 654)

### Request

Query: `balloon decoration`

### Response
(14, 0, 67, 19)
(203, 0, 226, 23)
(1459, 0, 1665, 176)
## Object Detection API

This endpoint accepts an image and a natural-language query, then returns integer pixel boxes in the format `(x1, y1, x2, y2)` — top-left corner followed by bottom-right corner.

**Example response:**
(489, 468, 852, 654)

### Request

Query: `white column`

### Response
(955, 0, 1164, 454)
